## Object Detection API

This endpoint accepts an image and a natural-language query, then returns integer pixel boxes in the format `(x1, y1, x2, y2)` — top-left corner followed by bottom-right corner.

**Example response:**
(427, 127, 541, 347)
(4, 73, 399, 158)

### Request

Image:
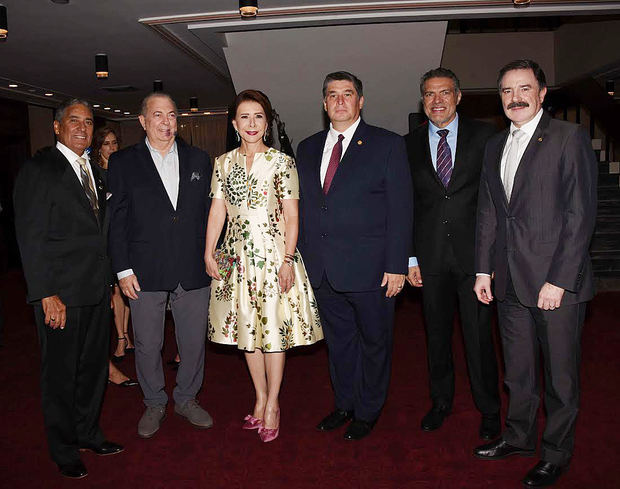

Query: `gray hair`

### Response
(420, 68, 461, 95)
(54, 98, 92, 122)
(140, 92, 178, 117)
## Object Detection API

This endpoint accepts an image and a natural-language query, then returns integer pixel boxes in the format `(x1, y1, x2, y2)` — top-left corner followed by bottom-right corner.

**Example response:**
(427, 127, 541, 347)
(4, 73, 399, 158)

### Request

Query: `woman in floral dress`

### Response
(204, 90, 323, 442)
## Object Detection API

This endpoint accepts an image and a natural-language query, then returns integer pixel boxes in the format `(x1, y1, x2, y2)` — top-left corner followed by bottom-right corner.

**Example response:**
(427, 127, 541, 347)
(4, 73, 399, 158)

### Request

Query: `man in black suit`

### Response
(404, 68, 500, 439)
(297, 71, 413, 440)
(108, 93, 212, 438)
(473, 60, 597, 488)
(14, 99, 123, 479)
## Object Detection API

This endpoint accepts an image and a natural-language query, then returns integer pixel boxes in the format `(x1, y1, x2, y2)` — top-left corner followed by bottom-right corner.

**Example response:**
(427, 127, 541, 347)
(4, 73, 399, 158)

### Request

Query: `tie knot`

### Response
(76, 157, 87, 168)
(337, 134, 344, 143)
(437, 129, 449, 139)
(512, 129, 525, 141)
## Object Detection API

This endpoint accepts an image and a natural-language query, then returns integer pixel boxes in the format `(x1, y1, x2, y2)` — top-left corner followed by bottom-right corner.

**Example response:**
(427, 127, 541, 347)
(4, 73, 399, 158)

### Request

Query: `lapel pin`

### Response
(357, 140, 363, 145)
(537, 137, 543, 142)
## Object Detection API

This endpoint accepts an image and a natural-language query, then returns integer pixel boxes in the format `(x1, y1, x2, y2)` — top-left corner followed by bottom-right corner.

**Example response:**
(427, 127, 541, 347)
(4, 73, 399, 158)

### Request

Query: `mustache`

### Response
(507, 101, 529, 109)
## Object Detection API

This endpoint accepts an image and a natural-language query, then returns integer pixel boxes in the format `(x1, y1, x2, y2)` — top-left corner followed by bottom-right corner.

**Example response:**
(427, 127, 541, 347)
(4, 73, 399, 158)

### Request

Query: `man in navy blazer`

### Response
(108, 93, 213, 438)
(297, 71, 413, 440)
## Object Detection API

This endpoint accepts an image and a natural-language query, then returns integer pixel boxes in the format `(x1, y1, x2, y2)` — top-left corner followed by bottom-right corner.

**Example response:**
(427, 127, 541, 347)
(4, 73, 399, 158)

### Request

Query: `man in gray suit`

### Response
(473, 60, 597, 488)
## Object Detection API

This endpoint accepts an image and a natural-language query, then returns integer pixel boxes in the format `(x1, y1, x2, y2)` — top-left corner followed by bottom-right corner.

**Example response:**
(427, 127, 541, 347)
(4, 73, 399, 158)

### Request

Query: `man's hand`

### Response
(42, 295, 67, 329)
(474, 275, 494, 304)
(406, 266, 423, 287)
(119, 274, 141, 300)
(537, 282, 564, 310)
(381, 272, 406, 298)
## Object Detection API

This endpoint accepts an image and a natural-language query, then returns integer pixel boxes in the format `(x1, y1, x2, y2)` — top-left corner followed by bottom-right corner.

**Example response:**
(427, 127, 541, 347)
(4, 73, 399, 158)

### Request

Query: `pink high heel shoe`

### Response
(258, 410, 280, 443)
(242, 414, 262, 430)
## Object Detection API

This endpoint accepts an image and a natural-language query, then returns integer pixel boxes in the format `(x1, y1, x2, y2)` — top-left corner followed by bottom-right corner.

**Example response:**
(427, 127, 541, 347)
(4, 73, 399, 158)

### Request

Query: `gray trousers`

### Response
(130, 284, 210, 407)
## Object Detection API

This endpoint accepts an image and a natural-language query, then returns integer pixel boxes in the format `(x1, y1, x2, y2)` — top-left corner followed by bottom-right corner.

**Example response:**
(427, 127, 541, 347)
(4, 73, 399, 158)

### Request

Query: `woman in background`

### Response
(91, 127, 134, 362)
(205, 90, 323, 442)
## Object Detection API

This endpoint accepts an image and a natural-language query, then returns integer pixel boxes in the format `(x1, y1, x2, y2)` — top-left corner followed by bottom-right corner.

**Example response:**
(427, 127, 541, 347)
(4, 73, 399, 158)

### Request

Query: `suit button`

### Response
(321, 233, 328, 238)
(447, 233, 451, 237)
(321, 205, 328, 211)
(172, 216, 178, 223)
(443, 220, 448, 224)
(445, 195, 450, 200)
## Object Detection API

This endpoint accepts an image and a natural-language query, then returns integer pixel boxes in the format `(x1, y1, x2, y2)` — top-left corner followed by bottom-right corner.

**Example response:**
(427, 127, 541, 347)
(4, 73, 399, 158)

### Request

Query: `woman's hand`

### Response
(205, 253, 223, 281)
(278, 263, 294, 293)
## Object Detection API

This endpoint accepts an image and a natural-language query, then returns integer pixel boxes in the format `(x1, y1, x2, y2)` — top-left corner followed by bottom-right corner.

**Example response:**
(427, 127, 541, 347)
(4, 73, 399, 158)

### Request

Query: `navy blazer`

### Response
(14, 147, 111, 305)
(297, 120, 413, 292)
(107, 138, 212, 292)
(476, 112, 597, 307)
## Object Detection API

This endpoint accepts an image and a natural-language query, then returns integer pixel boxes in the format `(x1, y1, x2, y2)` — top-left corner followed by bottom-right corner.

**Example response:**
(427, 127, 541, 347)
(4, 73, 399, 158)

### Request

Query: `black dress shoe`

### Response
(479, 413, 501, 440)
(58, 461, 88, 479)
(421, 405, 450, 431)
(522, 461, 567, 487)
(80, 441, 124, 456)
(316, 409, 354, 431)
(344, 419, 376, 441)
(474, 439, 535, 460)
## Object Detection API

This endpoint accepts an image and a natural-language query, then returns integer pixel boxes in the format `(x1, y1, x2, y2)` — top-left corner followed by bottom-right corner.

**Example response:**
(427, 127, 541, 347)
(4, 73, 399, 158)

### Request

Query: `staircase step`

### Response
(595, 217, 620, 232)
(591, 233, 620, 251)
(599, 187, 620, 200)
(592, 256, 620, 273)
(599, 201, 620, 216)
(599, 173, 620, 187)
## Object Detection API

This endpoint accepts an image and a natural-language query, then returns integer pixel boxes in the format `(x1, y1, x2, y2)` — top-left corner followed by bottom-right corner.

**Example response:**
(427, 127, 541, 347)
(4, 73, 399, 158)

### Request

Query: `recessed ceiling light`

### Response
(204, 111, 211, 115)
(8, 84, 18, 88)
(181, 113, 189, 116)
(104, 107, 111, 110)
(44, 93, 54, 96)
(93, 104, 100, 108)
(124, 111, 130, 115)
(114, 109, 121, 113)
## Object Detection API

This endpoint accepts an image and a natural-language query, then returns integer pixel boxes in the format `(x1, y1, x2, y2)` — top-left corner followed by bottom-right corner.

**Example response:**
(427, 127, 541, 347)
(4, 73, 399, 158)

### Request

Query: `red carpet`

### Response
(1, 269, 619, 488)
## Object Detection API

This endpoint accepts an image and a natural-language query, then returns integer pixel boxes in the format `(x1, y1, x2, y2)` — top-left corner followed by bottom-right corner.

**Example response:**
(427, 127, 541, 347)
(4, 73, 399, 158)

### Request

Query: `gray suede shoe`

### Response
(138, 405, 166, 439)
(174, 399, 213, 429)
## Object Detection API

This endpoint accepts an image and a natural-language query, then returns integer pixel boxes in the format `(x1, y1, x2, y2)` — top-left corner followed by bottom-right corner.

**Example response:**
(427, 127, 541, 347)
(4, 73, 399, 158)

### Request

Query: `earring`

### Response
(263, 133, 267, 143)
(235, 130, 240, 142)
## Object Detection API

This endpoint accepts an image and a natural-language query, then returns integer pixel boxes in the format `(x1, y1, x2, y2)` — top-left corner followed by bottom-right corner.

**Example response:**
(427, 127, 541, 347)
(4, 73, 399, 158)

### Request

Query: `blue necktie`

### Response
(436, 129, 452, 188)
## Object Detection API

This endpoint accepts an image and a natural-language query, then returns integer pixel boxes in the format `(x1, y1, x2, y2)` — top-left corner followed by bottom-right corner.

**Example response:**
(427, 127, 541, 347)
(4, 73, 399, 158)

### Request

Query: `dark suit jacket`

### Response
(14, 147, 111, 305)
(297, 120, 413, 292)
(476, 112, 597, 307)
(107, 138, 212, 292)
(405, 116, 495, 275)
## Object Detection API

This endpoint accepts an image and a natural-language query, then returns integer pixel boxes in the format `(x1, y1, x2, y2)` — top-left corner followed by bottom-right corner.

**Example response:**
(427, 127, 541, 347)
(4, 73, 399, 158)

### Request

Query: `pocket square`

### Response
(106, 192, 112, 200)
(191, 171, 201, 182)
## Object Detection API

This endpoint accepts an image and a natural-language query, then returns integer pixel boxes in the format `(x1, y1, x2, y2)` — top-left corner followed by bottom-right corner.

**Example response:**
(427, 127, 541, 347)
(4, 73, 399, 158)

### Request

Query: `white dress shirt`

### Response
(117, 137, 180, 281)
(56, 141, 97, 193)
(476, 108, 544, 277)
(320, 117, 362, 186)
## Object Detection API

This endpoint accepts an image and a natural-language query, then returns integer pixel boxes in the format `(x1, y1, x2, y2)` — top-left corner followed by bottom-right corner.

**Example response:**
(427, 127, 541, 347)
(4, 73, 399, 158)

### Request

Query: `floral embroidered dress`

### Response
(208, 147, 323, 352)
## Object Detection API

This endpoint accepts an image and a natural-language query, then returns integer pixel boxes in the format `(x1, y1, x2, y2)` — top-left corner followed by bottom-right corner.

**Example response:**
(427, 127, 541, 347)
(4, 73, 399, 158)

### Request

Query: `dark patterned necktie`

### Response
(323, 134, 344, 195)
(436, 129, 452, 188)
(77, 157, 99, 218)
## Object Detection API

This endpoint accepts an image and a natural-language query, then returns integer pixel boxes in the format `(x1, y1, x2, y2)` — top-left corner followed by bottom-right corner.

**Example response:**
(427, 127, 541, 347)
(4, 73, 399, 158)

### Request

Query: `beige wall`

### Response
(555, 20, 620, 84)
(28, 105, 55, 155)
(442, 31, 555, 90)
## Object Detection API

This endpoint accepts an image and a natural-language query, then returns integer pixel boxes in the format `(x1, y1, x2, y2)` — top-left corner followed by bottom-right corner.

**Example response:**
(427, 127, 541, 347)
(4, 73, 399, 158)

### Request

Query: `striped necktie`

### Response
(76, 157, 99, 218)
(436, 129, 452, 188)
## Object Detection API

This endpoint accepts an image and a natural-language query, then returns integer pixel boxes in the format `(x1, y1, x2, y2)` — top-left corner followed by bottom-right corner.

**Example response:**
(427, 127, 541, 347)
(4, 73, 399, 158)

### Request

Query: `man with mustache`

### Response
(108, 93, 213, 438)
(14, 99, 122, 479)
(404, 68, 501, 439)
(473, 60, 597, 488)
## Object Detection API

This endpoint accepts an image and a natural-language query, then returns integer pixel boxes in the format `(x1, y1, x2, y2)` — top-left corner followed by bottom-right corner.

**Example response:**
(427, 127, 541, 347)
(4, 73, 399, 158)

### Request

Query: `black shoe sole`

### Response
(79, 447, 125, 456)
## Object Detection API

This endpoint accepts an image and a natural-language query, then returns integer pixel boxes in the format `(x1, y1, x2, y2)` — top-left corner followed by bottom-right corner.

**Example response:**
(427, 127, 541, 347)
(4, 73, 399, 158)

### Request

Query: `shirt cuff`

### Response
(408, 257, 419, 267)
(476, 273, 491, 277)
(117, 269, 134, 280)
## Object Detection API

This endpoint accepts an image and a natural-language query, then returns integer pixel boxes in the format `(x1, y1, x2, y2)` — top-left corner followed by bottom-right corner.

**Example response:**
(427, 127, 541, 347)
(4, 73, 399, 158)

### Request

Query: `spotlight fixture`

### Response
(239, 0, 258, 17)
(8, 83, 18, 88)
(114, 109, 121, 113)
(513, 0, 531, 5)
(153, 80, 163, 92)
(607, 80, 615, 97)
(0, 4, 8, 39)
(95, 53, 109, 79)
(44, 93, 54, 97)
(190, 97, 199, 112)
(124, 111, 130, 115)
(104, 107, 111, 110)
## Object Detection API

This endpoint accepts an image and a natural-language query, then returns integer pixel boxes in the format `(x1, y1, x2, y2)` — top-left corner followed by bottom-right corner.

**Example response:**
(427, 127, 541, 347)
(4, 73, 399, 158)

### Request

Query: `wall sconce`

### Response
(239, 0, 258, 18)
(153, 80, 163, 92)
(607, 80, 615, 97)
(95, 53, 109, 79)
(190, 97, 199, 112)
(0, 5, 8, 39)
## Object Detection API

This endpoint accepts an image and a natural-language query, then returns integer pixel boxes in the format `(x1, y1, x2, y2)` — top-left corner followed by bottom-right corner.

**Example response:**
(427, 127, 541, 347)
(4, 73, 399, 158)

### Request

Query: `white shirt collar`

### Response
(509, 109, 544, 138)
(56, 141, 89, 163)
(145, 137, 177, 156)
(428, 113, 459, 135)
(328, 117, 361, 141)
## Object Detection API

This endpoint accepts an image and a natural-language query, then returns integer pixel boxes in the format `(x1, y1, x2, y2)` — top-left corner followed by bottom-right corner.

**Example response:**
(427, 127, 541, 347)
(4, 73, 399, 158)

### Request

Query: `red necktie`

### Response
(323, 134, 344, 194)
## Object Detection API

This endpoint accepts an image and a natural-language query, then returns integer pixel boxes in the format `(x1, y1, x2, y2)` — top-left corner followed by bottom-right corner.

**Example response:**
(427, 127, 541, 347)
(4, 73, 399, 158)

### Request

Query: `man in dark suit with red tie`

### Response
(14, 100, 122, 479)
(473, 60, 597, 487)
(296, 71, 413, 440)
(404, 68, 501, 440)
